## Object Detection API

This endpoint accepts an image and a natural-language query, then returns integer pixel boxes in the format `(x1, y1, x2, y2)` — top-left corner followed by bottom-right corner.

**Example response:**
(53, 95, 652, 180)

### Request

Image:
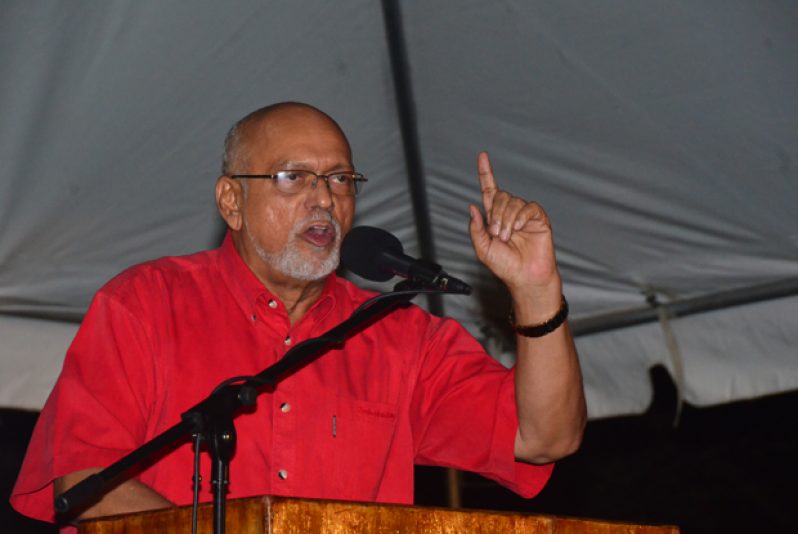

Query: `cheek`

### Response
(247, 200, 293, 249)
(334, 199, 355, 233)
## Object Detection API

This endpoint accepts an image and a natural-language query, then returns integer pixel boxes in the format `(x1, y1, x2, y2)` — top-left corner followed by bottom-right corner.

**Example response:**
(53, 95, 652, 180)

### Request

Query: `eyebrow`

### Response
(277, 160, 354, 171)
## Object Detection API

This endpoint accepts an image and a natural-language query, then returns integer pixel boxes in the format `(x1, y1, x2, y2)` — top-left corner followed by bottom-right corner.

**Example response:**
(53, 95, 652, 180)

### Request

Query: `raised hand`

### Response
(468, 151, 560, 297)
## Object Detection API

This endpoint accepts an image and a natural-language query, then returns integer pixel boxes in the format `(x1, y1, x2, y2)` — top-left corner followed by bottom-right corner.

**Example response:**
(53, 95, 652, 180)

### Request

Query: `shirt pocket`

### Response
(330, 396, 398, 500)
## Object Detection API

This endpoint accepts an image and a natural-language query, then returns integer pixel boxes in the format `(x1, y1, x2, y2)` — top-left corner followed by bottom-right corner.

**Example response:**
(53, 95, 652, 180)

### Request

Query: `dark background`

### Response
(3, 367, 797, 533)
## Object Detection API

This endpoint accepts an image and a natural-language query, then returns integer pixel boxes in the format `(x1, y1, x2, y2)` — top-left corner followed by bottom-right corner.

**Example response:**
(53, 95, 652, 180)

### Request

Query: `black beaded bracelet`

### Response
(510, 296, 569, 338)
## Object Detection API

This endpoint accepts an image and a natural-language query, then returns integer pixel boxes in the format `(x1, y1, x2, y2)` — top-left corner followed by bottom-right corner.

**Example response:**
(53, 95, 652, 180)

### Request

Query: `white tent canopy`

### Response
(2, 1, 797, 418)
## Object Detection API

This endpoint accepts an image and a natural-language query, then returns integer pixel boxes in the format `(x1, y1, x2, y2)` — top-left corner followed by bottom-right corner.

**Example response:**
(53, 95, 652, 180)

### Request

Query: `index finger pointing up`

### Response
(478, 151, 498, 213)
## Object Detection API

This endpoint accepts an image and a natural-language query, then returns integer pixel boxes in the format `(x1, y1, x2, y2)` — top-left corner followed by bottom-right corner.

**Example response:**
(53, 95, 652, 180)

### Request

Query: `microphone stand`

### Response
(54, 282, 447, 534)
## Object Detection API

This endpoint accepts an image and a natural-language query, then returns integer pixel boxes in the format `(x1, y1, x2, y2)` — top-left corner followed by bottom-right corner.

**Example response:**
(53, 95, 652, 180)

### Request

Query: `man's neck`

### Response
(230, 231, 330, 324)
(264, 276, 327, 325)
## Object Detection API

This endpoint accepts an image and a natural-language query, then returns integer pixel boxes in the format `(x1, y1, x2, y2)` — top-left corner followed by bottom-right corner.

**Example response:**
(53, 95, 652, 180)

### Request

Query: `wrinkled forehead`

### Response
(244, 108, 353, 168)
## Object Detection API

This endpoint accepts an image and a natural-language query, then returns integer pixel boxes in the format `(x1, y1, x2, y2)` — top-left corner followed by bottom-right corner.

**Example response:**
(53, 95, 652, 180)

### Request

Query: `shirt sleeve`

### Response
(409, 315, 553, 498)
(10, 288, 159, 524)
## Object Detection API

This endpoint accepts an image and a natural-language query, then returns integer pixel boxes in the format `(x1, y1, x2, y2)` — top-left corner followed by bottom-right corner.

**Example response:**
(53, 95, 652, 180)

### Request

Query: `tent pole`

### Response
(380, 0, 443, 317)
(571, 277, 798, 337)
(381, 0, 462, 510)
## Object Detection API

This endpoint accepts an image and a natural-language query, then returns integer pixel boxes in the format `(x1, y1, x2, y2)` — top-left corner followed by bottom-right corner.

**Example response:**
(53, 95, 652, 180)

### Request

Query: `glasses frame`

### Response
(231, 170, 367, 196)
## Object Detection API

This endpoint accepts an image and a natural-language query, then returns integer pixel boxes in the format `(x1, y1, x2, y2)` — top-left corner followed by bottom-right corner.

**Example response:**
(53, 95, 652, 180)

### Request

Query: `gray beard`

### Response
(246, 211, 342, 281)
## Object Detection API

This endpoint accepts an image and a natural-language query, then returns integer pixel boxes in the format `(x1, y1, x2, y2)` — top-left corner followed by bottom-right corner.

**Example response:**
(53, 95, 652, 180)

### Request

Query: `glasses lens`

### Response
(328, 173, 360, 196)
(274, 171, 310, 194)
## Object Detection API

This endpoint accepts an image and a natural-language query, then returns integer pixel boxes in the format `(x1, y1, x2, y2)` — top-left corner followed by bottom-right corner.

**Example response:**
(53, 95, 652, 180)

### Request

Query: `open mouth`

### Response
(301, 223, 336, 248)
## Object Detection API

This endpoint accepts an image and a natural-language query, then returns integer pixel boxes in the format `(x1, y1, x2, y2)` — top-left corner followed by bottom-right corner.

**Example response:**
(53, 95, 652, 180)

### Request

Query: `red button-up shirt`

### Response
(12, 234, 552, 524)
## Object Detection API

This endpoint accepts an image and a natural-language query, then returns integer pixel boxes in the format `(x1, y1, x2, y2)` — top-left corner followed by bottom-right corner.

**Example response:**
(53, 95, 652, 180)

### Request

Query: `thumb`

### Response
(468, 204, 491, 261)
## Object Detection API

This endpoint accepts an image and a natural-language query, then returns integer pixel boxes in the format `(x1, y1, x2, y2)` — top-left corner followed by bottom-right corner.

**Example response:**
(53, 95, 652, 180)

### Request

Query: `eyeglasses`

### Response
(231, 170, 367, 196)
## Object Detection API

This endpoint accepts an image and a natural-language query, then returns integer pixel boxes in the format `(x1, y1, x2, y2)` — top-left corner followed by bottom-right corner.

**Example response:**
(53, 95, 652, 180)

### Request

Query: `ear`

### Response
(215, 176, 244, 231)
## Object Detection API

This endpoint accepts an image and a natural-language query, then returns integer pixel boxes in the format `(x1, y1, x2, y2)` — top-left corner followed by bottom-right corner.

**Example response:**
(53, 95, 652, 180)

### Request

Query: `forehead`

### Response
(245, 109, 353, 170)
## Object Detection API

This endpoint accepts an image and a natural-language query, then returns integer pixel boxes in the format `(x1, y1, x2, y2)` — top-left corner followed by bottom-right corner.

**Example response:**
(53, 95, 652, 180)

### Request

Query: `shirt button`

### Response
(280, 402, 291, 413)
(250, 314, 257, 321)
(284, 336, 292, 346)
(277, 469, 288, 480)
(268, 299, 277, 309)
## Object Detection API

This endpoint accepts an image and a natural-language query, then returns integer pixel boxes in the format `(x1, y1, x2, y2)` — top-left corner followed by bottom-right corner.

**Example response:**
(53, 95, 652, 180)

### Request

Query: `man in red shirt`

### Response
(11, 102, 586, 524)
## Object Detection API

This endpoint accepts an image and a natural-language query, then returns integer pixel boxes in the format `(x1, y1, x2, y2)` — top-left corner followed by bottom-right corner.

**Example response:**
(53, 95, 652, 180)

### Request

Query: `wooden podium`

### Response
(77, 496, 679, 533)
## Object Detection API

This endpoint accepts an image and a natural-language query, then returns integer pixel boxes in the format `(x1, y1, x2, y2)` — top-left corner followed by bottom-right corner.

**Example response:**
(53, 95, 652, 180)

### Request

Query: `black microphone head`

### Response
(341, 226, 404, 282)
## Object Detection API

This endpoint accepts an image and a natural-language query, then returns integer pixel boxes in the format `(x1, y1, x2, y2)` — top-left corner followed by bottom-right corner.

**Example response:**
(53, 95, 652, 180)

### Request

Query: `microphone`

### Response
(341, 226, 472, 294)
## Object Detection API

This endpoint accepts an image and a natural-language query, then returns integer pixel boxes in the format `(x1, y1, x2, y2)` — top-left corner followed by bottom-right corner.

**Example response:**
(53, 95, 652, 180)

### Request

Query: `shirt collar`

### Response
(216, 231, 336, 321)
